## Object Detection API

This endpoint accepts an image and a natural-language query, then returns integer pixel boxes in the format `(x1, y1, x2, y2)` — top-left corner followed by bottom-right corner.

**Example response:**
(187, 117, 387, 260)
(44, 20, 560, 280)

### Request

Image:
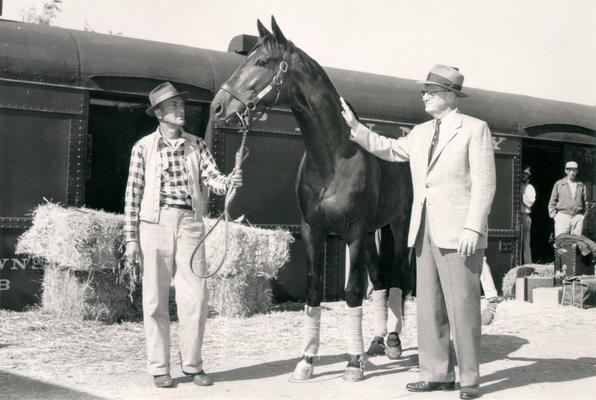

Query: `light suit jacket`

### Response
(351, 110, 496, 249)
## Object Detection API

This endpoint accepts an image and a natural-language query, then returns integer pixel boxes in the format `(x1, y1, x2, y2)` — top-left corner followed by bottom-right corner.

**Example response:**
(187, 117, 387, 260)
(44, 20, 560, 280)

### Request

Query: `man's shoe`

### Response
(460, 385, 481, 399)
(406, 380, 456, 392)
(153, 374, 174, 388)
(183, 370, 213, 386)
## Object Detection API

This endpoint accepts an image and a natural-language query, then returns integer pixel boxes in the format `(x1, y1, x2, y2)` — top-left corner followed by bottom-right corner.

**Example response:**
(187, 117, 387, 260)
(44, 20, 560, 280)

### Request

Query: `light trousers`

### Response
(554, 212, 584, 237)
(415, 209, 483, 387)
(139, 207, 208, 376)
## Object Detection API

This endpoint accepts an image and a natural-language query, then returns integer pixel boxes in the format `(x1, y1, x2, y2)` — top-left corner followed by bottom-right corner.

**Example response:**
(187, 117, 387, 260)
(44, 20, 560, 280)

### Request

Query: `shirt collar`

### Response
(158, 128, 185, 150)
(437, 108, 458, 126)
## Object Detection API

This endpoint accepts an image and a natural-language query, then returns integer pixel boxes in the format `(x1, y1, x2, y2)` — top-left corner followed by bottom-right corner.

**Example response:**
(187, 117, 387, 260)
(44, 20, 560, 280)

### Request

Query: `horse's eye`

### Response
(255, 59, 266, 67)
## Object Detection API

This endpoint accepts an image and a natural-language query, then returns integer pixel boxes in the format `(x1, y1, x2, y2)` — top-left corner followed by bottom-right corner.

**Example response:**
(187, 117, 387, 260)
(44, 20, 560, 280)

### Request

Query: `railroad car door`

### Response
(0, 80, 87, 310)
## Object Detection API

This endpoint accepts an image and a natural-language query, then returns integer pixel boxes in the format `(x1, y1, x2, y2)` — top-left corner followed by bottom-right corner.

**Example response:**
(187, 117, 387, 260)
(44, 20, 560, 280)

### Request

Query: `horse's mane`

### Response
(261, 36, 337, 95)
(259, 35, 360, 124)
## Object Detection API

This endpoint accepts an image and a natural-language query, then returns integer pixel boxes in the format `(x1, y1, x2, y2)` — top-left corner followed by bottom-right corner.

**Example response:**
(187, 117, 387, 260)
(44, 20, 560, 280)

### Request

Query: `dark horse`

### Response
(211, 17, 412, 381)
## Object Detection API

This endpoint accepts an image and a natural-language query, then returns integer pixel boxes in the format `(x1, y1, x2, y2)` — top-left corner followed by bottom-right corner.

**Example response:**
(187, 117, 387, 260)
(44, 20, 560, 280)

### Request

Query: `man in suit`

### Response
(340, 64, 496, 400)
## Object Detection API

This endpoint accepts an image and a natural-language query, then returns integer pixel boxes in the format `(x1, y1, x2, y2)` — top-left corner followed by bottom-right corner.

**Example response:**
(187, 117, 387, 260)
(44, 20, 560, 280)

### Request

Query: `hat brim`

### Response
(146, 91, 191, 116)
(416, 80, 468, 97)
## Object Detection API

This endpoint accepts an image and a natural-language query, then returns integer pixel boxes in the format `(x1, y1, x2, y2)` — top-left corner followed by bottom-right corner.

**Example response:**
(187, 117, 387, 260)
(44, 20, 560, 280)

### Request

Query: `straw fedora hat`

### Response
(417, 64, 468, 97)
(146, 82, 190, 116)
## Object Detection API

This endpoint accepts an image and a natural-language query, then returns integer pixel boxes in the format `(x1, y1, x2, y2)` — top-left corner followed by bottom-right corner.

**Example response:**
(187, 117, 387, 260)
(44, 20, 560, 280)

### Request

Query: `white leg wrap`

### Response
(371, 289, 388, 337)
(346, 306, 364, 355)
(302, 306, 321, 356)
(387, 287, 403, 334)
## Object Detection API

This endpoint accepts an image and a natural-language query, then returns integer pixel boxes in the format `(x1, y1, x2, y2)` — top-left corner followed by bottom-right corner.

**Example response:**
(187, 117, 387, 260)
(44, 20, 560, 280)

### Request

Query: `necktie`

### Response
(428, 119, 441, 165)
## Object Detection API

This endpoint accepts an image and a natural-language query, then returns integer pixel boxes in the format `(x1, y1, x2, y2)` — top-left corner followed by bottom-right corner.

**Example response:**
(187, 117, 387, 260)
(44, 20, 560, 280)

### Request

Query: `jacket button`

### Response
(425, 183, 430, 188)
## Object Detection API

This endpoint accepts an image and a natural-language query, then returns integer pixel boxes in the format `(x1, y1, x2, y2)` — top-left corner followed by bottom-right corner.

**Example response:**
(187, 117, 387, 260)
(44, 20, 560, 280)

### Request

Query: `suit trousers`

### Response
(415, 207, 483, 387)
(139, 207, 209, 376)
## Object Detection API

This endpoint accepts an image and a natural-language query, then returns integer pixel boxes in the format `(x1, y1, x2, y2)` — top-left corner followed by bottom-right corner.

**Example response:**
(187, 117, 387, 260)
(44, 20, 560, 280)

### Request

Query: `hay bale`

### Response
(42, 263, 139, 323)
(16, 202, 124, 271)
(16, 203, 293, 319)
(203, 218, 293, 279)
(207, 275, 273, 318)
(202, 218, 291, 317)
(502, 263, 554, 298)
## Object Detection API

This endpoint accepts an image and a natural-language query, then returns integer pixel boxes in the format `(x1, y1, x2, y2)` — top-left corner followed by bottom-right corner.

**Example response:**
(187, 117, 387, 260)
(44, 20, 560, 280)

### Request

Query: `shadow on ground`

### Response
(210, 347, 419, 382)
(481, 355, 596, 394)
(480, 334, 529, 364)
(478, 334, 596, 395)
(0, 371, 107, 400)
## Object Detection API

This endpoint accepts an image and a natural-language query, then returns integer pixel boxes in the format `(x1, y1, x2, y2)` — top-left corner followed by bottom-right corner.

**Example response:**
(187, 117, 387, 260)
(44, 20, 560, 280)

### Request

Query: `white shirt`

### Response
(521, 182, 536, 214)
(567, 177, 578, 198)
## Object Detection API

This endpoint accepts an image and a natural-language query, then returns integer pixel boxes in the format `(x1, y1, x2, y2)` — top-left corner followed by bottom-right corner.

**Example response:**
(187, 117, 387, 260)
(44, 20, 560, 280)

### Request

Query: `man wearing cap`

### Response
(521, 166, 536, 264)
(548, 161, 587, 236)
(124, 82, 243, 388)
(341, 64, 496, 400)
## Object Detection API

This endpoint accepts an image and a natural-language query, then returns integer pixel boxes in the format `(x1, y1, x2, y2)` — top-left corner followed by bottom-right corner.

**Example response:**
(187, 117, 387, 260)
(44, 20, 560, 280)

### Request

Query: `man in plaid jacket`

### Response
(124, 82, 242, 389)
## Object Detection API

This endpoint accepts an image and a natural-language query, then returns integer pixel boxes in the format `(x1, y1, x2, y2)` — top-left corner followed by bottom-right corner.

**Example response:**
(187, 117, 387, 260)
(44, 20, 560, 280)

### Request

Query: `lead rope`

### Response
(189, 123, 249, 279)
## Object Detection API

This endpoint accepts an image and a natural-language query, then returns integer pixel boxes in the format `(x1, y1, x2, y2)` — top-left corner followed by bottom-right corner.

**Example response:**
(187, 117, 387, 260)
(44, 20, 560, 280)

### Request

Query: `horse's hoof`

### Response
(481, 302, 498, 325)
(291, 358, 314, 380)
(366, 335, 385, 357)
(343, 354, 366, 381)
(386, 332, 402, 359)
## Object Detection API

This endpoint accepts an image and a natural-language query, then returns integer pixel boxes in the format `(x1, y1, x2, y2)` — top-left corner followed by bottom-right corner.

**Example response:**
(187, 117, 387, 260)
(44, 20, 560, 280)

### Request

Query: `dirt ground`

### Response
(1, 298, 596, 400)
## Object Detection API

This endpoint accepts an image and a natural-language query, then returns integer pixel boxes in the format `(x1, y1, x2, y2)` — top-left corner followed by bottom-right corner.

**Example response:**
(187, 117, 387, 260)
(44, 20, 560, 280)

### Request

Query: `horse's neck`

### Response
(290, 59, 349, 178)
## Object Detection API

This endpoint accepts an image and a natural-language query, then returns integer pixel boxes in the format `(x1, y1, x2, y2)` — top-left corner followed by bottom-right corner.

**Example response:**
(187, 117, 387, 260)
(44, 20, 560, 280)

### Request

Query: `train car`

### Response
(1, 20, 595, 310)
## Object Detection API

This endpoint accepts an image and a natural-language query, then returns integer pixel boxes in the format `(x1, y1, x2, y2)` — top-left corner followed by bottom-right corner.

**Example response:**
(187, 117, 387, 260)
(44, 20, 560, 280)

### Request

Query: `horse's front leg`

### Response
(291, 221, 325, 381)
(343, 233, 368, 381)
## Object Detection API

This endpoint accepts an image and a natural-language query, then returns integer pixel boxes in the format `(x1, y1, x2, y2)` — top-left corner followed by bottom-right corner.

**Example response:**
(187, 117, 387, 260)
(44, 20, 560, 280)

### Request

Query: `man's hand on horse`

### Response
(458, 229, 480, 257)
(230, 169, 243, 188)
(339, 97, 359, 130)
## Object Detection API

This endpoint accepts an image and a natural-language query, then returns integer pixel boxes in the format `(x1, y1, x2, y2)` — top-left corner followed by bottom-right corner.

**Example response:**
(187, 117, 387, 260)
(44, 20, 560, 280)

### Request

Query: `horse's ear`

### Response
(257, 19, 271, 38)
(270, 16, 287, 45)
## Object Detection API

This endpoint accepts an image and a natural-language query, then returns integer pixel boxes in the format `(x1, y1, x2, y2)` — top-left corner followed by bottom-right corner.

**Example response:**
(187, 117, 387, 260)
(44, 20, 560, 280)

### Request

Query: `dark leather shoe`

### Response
(183, 370, 213, 386)
(153, 374, 174, 388)
(406, 380, 456, 392)
(460, 385, 481, 399)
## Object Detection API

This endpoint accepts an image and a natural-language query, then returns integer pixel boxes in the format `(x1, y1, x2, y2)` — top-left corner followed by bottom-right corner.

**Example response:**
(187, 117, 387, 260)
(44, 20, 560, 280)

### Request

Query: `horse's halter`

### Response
(220, 45, 291, 130)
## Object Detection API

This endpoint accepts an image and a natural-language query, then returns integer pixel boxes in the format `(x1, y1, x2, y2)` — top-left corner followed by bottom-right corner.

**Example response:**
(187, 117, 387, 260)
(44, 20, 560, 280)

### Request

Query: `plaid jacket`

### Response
(124, 129, 229, 241)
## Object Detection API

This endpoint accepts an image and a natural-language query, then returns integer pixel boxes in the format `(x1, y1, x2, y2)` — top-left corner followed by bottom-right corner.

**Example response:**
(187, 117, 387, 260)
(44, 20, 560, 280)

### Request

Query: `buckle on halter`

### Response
(279, 60, 288, 73)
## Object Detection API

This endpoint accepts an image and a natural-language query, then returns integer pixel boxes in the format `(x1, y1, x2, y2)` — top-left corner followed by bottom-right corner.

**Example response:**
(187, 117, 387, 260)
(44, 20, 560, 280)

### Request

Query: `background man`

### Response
(341, 64, 496, 400)
(521, 166, 536, 263)
(548, 161, 587, 236)
(124, 82, 243, 389)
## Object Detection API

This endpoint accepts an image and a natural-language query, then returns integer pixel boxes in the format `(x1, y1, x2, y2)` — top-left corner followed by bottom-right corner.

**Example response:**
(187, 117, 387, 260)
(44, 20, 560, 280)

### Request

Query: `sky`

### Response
(3, 0, 596, 106)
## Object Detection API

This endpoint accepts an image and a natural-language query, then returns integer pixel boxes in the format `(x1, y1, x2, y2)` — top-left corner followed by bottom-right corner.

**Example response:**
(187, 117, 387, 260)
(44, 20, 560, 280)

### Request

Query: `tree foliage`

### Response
(21, 0, 63, 25)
